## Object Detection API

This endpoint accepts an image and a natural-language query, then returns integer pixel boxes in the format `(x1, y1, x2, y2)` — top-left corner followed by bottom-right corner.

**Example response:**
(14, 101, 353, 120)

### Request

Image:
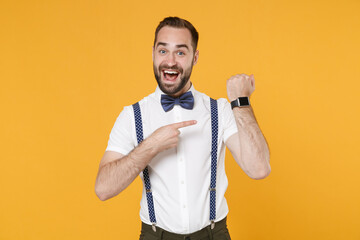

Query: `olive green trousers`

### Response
(139, 217, 231, 240)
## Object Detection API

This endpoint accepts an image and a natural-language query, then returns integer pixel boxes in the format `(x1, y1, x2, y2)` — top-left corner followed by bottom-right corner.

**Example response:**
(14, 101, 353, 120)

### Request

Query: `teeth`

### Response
(164, 70, 178, 75)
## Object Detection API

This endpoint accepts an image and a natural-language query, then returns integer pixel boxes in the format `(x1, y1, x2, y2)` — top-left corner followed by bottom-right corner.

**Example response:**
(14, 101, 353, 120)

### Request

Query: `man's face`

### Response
(153, 26, 199, 97)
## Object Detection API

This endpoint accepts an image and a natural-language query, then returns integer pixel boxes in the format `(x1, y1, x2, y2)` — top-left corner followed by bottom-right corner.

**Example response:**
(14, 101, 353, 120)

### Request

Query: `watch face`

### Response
(231, 97, 250, 109)
(239, 97, 250, 106)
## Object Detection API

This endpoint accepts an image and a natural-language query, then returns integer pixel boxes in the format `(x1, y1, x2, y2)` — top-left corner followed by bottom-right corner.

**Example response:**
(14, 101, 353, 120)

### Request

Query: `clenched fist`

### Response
(226, 74, 255, 101)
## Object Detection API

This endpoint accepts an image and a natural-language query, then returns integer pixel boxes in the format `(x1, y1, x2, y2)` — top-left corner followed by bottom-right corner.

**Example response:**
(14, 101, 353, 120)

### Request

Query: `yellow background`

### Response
(1, 0, 359, 239)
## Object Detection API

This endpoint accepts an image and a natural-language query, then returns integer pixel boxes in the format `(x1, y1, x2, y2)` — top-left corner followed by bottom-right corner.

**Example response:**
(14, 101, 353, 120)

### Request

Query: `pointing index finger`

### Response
(171, 120, 197, 129)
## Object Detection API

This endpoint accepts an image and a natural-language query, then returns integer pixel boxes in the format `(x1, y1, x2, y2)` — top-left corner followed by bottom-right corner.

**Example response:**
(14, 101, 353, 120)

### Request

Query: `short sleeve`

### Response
(105, 106, 135, 155)
(219, 98, 238, 143)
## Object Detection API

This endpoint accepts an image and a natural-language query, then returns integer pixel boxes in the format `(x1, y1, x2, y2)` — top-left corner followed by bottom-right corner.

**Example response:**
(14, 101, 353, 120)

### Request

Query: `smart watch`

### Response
(231, 97, 250, 109)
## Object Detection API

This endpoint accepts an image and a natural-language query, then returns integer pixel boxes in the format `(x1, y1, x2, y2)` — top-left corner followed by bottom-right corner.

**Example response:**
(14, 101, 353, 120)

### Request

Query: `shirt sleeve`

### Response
(219, 98, 238, 143)
(105, 106, 135, 155)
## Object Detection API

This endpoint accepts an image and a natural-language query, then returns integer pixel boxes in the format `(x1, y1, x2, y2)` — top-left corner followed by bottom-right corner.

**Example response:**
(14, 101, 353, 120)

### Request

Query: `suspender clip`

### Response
(151, 223, 157, 232)
(209, 187, 216, 192)
(211, 220, 215, 229)
(146, 189, 152, 193)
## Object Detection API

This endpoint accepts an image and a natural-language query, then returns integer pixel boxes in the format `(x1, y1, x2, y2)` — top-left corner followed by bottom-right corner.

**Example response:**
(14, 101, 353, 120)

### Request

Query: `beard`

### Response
(153, 61, 194, 96)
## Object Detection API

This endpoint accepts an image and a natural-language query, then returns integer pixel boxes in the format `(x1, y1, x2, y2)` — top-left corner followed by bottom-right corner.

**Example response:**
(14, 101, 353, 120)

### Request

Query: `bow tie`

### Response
(160, 91, 194, 112)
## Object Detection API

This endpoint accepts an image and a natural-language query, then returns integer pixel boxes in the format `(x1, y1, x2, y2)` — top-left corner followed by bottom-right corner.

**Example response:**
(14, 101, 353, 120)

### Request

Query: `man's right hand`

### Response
(148, 120, 197, 153)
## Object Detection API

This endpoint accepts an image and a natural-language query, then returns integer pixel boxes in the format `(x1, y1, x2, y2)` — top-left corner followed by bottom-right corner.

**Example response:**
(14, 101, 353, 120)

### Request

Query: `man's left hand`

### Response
(226, 74, 255, 101)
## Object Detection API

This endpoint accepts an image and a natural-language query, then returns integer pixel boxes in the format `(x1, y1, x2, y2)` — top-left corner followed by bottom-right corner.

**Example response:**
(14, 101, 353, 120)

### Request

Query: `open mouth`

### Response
(162, 69, 180, 82)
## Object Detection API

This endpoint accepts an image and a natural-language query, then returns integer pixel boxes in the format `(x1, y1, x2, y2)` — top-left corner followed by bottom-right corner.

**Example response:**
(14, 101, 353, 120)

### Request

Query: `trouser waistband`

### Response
(140, 217, 227, 240)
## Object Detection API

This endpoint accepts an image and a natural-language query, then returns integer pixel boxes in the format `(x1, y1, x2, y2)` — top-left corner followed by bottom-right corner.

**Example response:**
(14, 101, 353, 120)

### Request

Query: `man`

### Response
(95, 17, 270, 239)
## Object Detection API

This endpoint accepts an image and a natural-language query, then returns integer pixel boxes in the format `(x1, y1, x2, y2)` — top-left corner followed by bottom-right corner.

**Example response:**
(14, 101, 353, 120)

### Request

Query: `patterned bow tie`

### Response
(160, 91, 194, 112)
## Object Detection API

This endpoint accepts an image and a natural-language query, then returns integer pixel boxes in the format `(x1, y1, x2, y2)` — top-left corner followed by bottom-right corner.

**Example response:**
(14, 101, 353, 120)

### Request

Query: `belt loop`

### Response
(206, 225, 214, 240)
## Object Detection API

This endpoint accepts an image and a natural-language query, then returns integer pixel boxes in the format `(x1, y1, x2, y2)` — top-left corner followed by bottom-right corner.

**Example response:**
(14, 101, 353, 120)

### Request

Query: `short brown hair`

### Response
(154, 17, 199, 52)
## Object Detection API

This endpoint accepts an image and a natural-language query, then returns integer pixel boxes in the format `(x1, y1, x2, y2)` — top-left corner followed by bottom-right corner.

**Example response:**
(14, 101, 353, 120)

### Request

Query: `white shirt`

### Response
(106, 85, 238, 234)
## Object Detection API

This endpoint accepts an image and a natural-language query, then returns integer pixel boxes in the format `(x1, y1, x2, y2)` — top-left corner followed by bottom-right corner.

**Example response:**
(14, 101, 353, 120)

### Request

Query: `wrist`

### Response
(140, 138, 159, 158)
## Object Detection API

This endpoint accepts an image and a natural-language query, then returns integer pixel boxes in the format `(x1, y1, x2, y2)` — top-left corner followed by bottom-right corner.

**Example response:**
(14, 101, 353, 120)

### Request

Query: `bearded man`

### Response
(95, 16, 271, 240)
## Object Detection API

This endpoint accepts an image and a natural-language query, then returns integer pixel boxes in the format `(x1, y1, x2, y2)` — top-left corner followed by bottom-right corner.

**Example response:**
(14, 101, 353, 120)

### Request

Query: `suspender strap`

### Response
(132, 102, 157, 231)
(209, 98, 219, 228)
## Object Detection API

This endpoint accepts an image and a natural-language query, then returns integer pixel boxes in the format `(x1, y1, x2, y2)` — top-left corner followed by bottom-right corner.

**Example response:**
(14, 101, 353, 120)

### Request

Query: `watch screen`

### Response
(239, 97, 249, 105)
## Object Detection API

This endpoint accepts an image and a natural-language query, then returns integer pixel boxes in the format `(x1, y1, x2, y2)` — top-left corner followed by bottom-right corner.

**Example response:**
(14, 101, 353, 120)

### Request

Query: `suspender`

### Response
(132, 98, 219, 232)
(132, 102, 157, 232)
(209, 98, 218, 229)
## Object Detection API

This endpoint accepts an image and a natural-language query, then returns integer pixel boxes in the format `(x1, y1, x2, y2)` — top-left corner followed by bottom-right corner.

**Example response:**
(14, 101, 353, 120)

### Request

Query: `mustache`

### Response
(159, 64, 183, 73)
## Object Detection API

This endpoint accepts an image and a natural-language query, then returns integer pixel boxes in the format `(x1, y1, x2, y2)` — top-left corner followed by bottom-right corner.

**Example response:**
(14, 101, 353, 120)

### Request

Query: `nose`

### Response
(165, 53, 176, 67)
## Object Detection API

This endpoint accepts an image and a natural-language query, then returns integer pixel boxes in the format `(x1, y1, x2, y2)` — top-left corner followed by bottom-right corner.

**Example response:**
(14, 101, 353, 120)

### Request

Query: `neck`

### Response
(169, 82, 192, 98)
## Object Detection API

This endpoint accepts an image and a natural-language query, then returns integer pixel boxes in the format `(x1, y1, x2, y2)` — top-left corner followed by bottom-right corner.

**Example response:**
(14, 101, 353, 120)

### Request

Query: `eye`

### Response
(159, 49, 166, 54)
(177, 51, 185, 56)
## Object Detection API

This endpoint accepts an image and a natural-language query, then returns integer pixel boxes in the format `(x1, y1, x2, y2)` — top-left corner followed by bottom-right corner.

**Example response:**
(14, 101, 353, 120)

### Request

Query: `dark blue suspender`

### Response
(132, 102, 157, 231)
(209, 98, 218, 229)
(132, 98, 219, 232)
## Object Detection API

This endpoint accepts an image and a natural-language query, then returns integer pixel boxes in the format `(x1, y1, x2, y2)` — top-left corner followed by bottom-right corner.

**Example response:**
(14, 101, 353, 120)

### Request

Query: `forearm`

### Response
(233, 106, 270, 179)
(95, 139, 157, 201)
(95, 119, 196, 201)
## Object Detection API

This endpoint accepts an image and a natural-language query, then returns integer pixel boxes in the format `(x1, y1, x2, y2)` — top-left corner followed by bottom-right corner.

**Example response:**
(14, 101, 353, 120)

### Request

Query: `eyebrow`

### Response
(156, 42, 189, 50)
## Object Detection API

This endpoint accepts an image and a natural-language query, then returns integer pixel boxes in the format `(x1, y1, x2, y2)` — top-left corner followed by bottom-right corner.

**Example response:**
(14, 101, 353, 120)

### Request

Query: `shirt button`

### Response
(181, 180, 184, 184)
(179, 158, 183, 162)
(176, 116, 180, 121)
(183, 205, 186, 208)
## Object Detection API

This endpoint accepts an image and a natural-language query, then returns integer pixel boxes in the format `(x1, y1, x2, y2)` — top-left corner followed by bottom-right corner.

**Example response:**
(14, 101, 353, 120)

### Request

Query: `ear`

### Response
(193, 50, 199, 65)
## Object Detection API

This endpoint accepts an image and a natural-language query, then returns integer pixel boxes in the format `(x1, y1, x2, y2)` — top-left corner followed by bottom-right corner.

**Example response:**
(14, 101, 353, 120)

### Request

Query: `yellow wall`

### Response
(1, 0, 359, 239)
